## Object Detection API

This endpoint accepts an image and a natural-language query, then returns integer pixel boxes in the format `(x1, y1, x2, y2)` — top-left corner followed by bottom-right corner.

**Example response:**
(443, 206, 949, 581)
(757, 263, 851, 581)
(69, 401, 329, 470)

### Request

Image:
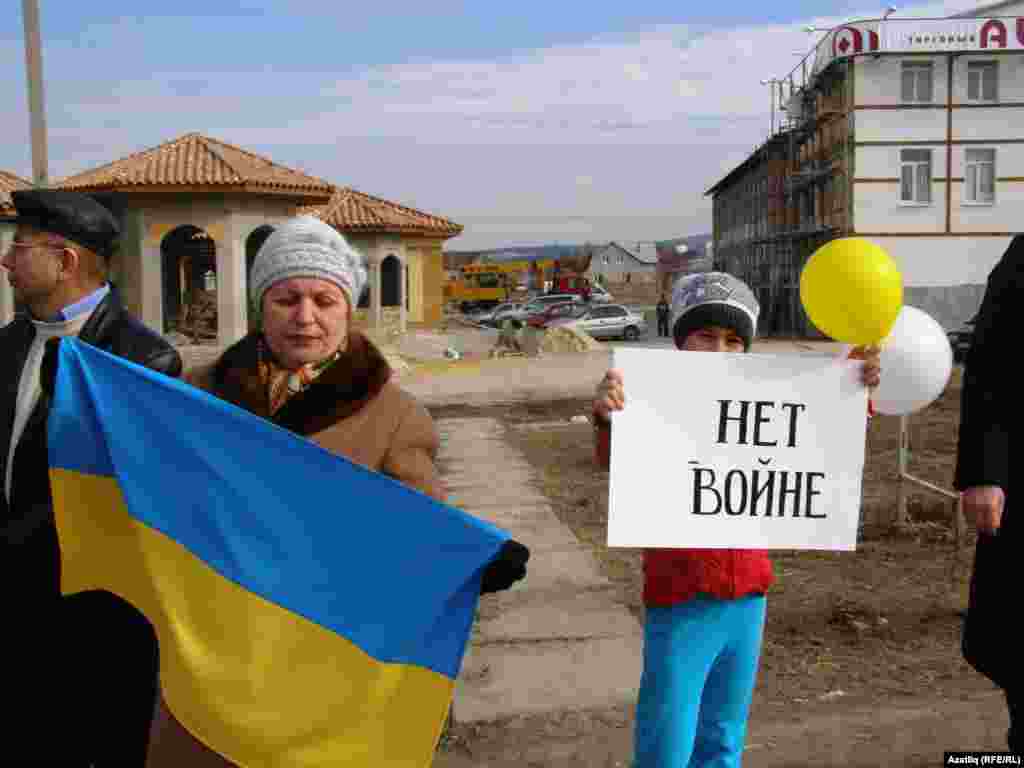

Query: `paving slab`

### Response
(455, 635, 645, 724)
(436, 417, 643, 722)
(476, 591, 641, 643)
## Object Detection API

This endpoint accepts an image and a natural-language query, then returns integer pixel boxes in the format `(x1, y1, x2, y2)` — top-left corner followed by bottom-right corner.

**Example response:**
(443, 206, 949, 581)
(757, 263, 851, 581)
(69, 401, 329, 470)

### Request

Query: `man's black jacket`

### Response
(0, 286, 182, 607)
(954, 236, 1024, 495)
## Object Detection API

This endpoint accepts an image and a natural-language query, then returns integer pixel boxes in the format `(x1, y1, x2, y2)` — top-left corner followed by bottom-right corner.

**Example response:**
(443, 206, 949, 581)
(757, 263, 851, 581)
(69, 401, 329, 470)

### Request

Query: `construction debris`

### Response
(490, 318, 531, 358)
(180, 292, 218, 342)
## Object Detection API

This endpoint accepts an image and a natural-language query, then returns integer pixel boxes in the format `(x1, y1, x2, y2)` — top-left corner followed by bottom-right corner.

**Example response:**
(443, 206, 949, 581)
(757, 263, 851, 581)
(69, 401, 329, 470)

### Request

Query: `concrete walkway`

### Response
(436, 417, 643, 722)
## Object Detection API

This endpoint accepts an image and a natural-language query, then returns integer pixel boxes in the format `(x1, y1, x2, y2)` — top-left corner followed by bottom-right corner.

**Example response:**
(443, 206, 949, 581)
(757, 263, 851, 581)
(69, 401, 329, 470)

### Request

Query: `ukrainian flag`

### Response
(47, 339, 508, 767)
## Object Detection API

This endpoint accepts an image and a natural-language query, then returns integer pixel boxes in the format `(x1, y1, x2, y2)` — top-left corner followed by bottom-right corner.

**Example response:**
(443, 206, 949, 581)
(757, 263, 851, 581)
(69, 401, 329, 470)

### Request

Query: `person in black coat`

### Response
(656, 294, 670, 337)
(1, 189, 182, 765)
(954, 234, 1024, 754)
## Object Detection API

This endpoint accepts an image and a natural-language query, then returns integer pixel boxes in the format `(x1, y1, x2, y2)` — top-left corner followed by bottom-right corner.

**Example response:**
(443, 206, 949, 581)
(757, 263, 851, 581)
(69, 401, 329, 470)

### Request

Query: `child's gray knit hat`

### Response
(670, 271, 760, 349)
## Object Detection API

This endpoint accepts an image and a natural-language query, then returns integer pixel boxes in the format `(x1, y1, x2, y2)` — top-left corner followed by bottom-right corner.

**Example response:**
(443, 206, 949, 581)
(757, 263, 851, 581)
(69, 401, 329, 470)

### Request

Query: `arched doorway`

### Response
(161, 225, 217, 338)
(246, 225, 275, 276)
(381, 254, 401, 308)
(245, 224, 275, 330)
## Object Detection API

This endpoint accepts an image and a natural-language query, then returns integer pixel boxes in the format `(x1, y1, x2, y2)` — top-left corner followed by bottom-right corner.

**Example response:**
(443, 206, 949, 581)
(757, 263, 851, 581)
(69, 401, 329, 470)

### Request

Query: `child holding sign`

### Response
(592, 272, 880, 768)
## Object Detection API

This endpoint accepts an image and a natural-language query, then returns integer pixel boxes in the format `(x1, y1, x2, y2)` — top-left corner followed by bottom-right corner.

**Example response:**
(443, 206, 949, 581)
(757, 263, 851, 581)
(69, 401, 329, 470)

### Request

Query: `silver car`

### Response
(556, 304, 648, 341)
(472, 302, 519, 326)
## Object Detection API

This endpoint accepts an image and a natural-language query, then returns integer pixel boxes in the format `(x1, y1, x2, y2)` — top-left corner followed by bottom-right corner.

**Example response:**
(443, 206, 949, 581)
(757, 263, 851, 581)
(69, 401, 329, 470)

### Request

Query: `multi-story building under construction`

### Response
(707, 0, 1024, 336)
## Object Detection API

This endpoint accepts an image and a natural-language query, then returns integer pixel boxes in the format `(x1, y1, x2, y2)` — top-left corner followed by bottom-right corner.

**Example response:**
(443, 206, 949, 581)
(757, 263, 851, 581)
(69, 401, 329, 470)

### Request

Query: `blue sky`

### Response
(4, 0, 979, 248)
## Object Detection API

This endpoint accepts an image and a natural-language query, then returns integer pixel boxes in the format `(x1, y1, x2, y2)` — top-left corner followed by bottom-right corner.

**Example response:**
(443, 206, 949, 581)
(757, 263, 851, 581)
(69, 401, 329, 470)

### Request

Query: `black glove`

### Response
(39, 337, 61, 398)
(480, 539, 530, 594)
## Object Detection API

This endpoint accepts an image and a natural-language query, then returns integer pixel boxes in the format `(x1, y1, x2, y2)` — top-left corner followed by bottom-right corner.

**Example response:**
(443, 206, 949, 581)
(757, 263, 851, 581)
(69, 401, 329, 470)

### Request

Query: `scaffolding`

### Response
(707, 38, 855, 337)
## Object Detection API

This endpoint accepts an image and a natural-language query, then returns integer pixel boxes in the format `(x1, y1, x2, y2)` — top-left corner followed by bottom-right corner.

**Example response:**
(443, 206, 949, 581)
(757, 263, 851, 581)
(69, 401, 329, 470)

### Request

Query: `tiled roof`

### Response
(618, 242, 660, 265)
(0, 170, 31, 218)
(596, 242, 658, 267)
(56, 133, 333, 197)
(303, 187, 463, 238)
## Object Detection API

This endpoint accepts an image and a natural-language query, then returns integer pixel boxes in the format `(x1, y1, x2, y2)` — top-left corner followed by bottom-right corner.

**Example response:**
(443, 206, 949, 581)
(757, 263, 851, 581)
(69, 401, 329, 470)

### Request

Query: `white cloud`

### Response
(1, 0, 987, 248)
(274, 0, 980, 147)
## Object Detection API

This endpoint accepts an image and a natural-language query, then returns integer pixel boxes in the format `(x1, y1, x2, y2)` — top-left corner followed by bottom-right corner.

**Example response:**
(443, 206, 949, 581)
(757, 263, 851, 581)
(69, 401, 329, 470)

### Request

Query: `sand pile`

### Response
(538, 325, 604, 354)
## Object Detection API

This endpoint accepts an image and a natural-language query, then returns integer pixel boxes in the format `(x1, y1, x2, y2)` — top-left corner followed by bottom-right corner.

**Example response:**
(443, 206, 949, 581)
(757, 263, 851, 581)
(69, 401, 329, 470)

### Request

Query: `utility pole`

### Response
(22, 0, 49, 187)
(761, 78, 781, 136)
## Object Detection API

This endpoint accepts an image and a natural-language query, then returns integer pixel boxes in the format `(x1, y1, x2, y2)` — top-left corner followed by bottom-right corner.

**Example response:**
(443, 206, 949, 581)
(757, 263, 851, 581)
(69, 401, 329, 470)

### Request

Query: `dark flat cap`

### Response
(12, 189, 119, 259)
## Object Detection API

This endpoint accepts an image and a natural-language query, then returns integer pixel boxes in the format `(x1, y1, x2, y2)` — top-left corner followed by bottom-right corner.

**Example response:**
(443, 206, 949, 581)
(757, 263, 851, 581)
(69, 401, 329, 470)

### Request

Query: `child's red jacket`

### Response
(594, 419, 774, 606)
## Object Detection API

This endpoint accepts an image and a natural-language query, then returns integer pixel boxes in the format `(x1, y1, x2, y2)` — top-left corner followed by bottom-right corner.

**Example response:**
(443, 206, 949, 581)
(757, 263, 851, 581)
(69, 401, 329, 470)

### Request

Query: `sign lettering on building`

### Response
(881, 17, 1024, 51)
(815, 16, 1024, 72)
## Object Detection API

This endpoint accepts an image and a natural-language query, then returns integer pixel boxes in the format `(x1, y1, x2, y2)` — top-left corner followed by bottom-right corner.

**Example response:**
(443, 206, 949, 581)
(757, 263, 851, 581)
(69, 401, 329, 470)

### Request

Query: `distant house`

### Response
(592, 242, 659, 284)
(655, 234, 714, 295)
(444, 251, 480, 270)
(0, 169, 31, 325)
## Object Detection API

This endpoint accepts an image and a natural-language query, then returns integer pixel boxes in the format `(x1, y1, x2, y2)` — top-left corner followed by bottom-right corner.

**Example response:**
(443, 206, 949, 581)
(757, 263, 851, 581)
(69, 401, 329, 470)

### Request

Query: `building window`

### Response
(964, 148, 996, 205)
(900, 149, 932, 204)
(967, 61, 998, 103)
(901, 61, 934, 103)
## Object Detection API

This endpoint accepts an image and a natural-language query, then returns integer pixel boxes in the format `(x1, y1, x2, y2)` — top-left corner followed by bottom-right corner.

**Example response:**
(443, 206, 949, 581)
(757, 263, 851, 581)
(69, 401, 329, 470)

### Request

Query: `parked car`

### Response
(948, 315, 976, 364)
(552, 303, 648, 341)
(589, 284, 613, 303)
(470, 302, 519, 326)
(502, 294, 582, 323)
(491, 302, 532, 326)
(527, 300, 590, 329)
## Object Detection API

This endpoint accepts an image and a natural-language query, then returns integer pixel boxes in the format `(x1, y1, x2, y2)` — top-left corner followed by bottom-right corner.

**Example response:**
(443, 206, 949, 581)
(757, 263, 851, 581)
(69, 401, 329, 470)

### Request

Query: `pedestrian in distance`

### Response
(656, 293, 670, 337)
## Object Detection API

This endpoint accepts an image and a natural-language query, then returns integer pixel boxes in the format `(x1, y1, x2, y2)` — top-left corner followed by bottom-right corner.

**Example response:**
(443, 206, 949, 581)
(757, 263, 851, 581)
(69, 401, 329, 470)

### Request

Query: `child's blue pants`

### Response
(633, 594, 767, 768)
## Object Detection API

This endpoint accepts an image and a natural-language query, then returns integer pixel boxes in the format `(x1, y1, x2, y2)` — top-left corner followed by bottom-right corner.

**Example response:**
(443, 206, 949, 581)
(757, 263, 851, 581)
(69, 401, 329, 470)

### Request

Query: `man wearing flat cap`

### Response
(1, 189, 182, 764)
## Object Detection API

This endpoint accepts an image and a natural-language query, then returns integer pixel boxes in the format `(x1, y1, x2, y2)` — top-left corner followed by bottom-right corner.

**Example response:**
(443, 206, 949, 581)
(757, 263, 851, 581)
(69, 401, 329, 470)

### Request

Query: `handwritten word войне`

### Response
(690, 464, 827, 518)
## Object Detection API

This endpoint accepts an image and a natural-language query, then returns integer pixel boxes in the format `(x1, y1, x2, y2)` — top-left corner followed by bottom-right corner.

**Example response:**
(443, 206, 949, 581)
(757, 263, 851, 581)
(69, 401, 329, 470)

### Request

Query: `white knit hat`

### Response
(249, 215, 367, 310)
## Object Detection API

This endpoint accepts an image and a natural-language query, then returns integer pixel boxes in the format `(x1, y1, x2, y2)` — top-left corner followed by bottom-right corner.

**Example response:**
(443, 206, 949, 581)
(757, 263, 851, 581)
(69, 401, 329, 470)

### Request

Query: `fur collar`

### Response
(211, 331, 392, 435)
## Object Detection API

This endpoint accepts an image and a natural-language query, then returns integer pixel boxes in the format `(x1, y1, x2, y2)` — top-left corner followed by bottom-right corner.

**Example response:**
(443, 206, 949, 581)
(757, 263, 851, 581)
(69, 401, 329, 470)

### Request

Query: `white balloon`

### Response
(872, 306, 953, 416)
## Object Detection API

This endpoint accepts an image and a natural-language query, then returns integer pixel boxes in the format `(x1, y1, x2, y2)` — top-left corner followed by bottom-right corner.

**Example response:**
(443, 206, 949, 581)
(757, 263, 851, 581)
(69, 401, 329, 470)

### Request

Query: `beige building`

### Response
(300, 186, 461, 333)
(3, 132, 462, 345)
(0, 169, 31, 325)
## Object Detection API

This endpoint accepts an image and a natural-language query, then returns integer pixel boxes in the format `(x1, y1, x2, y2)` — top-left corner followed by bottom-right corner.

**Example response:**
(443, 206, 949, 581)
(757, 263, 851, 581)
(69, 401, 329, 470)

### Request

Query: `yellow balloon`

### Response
(800, 238, 903, 345)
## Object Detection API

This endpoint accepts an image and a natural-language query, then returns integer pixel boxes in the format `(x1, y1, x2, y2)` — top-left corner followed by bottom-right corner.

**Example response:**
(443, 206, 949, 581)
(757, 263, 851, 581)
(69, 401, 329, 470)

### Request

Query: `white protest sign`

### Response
(607, 347, 868, 551)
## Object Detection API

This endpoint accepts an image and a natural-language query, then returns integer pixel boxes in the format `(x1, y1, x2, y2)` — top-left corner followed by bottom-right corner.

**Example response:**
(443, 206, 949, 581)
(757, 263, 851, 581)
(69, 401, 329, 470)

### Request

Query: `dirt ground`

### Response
(429, 370, 1004, 766)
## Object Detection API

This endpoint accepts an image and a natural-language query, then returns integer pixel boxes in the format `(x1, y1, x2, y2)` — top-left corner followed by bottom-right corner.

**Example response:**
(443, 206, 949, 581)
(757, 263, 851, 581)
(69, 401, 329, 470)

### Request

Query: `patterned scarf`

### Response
(257, 337, 344, 415)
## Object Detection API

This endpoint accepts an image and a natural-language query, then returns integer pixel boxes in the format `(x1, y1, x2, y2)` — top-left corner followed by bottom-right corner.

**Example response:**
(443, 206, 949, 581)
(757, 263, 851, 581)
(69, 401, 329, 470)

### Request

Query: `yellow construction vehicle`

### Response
(444, 251, 594, 312)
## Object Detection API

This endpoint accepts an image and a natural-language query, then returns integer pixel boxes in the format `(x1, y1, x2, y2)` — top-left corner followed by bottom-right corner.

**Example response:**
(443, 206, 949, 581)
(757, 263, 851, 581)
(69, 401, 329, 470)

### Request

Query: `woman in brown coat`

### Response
(146, 215, 528, 766)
